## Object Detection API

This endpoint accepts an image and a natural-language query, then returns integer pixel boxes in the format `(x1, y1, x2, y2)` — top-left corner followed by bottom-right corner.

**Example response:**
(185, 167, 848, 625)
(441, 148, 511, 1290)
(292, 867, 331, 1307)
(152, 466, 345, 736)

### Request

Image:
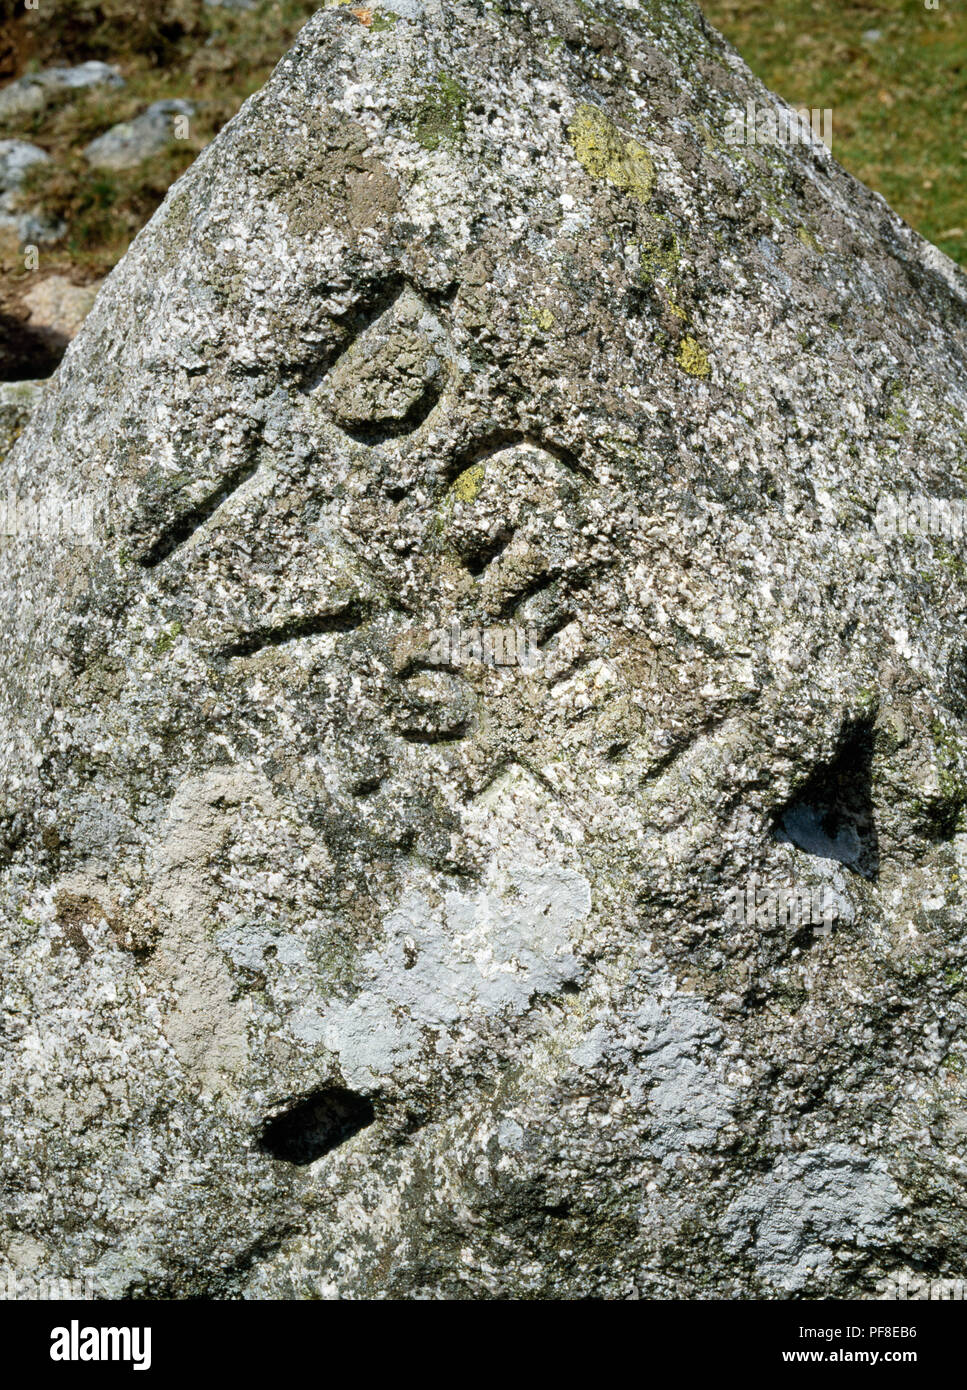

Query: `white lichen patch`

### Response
(722, 1146, 903, 1291)
(290, 856, 590, 1089)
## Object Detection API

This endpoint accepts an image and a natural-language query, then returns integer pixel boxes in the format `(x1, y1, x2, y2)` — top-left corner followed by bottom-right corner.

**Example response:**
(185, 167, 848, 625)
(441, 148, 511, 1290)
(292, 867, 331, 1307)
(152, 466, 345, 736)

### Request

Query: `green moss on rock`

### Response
(414, 73, 469, 151)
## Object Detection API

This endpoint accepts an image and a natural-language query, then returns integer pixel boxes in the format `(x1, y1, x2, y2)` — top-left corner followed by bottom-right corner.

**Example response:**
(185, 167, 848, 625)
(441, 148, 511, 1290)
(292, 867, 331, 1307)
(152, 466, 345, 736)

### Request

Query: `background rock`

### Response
(0, 60, 123, 125)
(0, 137, 63, 244)
(19, 274, 103, 362)
(0, 136, 47, 188)
(84, 97, 195, 171)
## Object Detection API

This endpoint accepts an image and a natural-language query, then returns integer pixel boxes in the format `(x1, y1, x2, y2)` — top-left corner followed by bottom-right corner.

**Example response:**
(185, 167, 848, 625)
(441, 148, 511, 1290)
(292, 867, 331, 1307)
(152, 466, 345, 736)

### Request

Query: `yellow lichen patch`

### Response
(638, 229, 680, 282)
(352, 7, 373, 23)
(567, 103, 654, 205)
(451, 463, 486, 503)
(523, 305, 555, 332)
(677, 336, 710, 378)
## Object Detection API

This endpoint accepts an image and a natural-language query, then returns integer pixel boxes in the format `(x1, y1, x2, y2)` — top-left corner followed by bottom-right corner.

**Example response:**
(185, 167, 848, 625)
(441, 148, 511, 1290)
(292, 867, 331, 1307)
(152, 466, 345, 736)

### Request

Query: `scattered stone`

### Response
(83, 98, 195, 171)
(22, 275, 103, 348)
(0, 139, 49, 191)
(0, 83, 45, 123)
(0, 139, 63, 245)
(33, 61, 124, 93)
(0, 61, 124, 124)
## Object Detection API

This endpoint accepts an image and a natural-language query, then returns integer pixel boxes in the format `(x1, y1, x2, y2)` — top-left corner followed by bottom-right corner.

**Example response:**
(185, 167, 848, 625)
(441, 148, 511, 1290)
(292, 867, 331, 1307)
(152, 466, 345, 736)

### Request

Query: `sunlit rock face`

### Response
(2, 0, 967, 1299)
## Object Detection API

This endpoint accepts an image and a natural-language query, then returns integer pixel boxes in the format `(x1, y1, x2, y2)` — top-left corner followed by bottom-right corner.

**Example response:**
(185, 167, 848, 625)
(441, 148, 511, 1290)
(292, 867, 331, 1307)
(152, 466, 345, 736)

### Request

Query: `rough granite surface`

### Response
(2, 0, 967, 1299)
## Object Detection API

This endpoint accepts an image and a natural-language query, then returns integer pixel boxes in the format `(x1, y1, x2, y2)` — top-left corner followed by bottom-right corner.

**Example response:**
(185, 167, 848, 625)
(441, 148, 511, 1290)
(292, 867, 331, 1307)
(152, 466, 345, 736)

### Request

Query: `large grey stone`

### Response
(2, 0, 967, 1300)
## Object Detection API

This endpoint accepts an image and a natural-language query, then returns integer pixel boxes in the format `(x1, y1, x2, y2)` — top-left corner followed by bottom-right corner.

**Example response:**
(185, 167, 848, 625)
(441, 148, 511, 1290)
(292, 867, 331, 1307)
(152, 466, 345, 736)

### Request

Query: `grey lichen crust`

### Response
(2, 0, 967, 1300)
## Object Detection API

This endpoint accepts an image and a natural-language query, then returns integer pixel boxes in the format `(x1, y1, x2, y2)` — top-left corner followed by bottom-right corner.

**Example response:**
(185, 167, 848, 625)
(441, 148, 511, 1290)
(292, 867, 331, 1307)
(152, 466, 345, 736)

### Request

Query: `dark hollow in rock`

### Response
(258, 1088, 375, 1166)
(775, 717, 879, 880)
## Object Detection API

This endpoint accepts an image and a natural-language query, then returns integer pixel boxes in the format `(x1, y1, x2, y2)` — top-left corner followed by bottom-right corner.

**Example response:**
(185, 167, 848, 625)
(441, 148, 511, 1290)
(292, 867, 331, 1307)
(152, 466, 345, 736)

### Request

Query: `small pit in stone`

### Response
(774, 716, 879, 880)
(258, 1087, 375, 1166)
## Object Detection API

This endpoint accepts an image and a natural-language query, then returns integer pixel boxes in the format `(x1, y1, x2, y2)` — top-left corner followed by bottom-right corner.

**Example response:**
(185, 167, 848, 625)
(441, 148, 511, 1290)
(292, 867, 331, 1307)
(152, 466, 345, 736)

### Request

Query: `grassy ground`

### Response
(702, 0, 967, 268)
(0, 0, 321, 279)
(0, 0, 322, 374)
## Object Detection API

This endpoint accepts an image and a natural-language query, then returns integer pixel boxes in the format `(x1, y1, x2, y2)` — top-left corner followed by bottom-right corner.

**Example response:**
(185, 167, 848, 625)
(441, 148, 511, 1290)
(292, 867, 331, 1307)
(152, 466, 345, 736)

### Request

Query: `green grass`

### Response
(702, 0, 967, 266)
(0, 0, 322, 280)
